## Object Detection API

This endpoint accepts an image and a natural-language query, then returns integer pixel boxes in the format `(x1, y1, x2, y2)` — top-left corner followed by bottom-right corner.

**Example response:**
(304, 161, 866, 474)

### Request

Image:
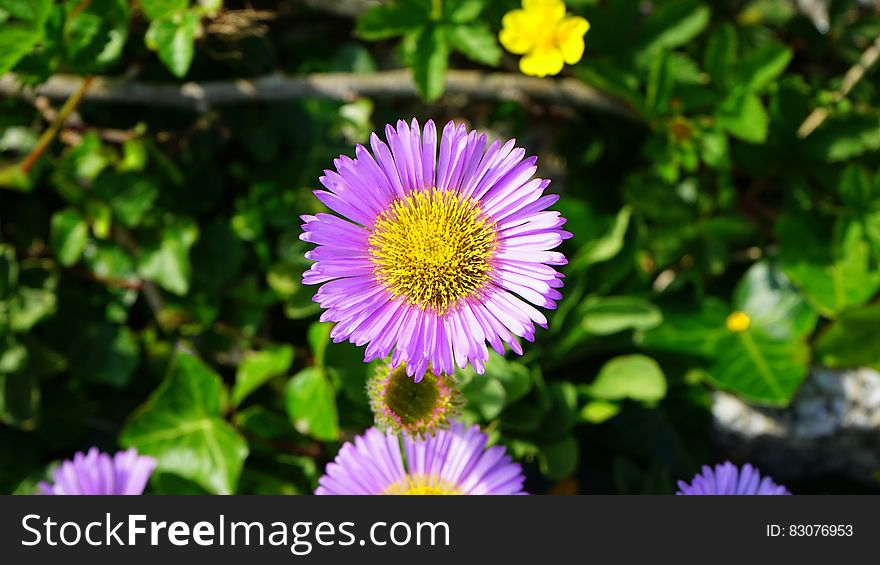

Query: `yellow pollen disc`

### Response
(368, 188, 496, 314)
(725, 311, 751, 333)
(384, 474, 462, 495)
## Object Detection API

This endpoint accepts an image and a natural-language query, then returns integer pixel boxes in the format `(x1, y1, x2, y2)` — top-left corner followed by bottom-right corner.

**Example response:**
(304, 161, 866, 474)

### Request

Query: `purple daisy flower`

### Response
(676, 461, 791, 495)
(38, 447, 156, 495)
(315, 422, 526, 495)
(301, 119, 569, 380)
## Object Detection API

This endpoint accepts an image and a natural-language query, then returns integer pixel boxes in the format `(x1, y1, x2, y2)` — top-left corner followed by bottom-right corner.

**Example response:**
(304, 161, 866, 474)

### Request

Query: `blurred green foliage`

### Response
(1, 0, 880, 494)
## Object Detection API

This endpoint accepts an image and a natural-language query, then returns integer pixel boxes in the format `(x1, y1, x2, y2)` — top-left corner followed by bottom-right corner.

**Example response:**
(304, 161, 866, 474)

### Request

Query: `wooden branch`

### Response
(19, 76, 94, 173)
(0, 70, 639, 120)
(798, 35, 880, 139)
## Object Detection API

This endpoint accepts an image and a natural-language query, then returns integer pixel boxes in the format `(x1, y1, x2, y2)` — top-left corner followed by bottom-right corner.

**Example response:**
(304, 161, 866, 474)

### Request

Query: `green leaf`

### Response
(462, 374, 506, 420)
(0, 24, 43, 74)
(838, 164, 875, 209)
(804, 114, 880, 162)
(778, 214, 880, 317)
(636, 298, 729, 358)
(50, 208, 88, 267)
(120, 352, 249, 495)
(232, 345, 294, 407)
(718, 92, 769, 143)
(732, 260, 818, 340)
(539, 435, 579, 480)
(646, 49, 673, 114)
(93, 172, 159, 228)
(0, 370, 39, 428)
(285, 367, 339, 441)
(307, 322, 332, 368)
(0, 0, 51, 22)
(411, 25, 448, 102)
(145, 10, 199, 78)
(356, 0, 429, 40)
(62, 0, 130, 72)
(580, 400, 622, 424)
(815, 302, 880, 369)
(9, 287, 57, 332)
(139, 0, 187, 21)
(707, 329, 809, 406)
(587, 354, 667, 403)
(445, 24, 500, 66)
(734, 43, 792, 93)
(567, 206, 631, 270)
(444, 0, 483, 23)
(704, 23, 737, 88)
(0, 245, 17, 301)
(137, 223, 198, 295)
(580, 296, 663, 335)
(67, 324, 139, 388)
(639, 0, 711, 53)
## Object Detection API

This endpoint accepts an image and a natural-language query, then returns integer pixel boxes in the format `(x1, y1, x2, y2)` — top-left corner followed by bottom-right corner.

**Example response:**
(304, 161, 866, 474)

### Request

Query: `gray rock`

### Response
(712, 367, 880, 487)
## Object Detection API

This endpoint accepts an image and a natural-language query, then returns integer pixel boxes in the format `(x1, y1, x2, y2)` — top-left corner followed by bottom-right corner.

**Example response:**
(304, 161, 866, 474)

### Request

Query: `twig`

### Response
(18, 76, 94, 173)
(111, 225, 167, 319)
(797, 35, 880, 139)
(0, 70, 639, 120)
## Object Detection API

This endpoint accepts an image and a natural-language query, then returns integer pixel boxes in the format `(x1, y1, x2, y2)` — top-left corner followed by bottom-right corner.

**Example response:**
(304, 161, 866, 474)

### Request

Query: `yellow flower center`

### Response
(725, 311, 751, 333)
(384, 474, 462, 495)
(368, 188, 496, 314)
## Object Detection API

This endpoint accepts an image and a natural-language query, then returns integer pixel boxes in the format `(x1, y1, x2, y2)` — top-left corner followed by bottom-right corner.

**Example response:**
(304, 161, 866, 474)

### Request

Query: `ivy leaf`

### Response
(0, 24, 42, 74)
(285, 367, 339, 441)
(445, 24, 500, 66)
(93, 172, 159, 228)
(67, 324, 139, 388)
(120, 352, 249, 495)
(0, 0, 51, 74)
(0, 0, 52, 22)
(62, 0, 130, 72)
(137, 223, 198, 295)
(231, 345, 294, 407)
(50, 208, 88, 267)
(411, 24, 448, 102)
(145, 10, 199, 78)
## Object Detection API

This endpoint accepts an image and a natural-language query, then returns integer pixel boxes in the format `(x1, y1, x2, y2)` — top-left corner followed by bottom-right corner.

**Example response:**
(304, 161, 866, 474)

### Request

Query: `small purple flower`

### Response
(39, 447, 157, 495)
(316, 422, 526, 495)
(301, 119, 569, 381)
(677, 461, 791, 495)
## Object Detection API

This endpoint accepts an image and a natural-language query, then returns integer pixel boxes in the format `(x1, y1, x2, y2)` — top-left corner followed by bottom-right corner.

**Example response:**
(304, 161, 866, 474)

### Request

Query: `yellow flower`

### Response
(725, 311, 751, 333)
(499, 0, 590, 78)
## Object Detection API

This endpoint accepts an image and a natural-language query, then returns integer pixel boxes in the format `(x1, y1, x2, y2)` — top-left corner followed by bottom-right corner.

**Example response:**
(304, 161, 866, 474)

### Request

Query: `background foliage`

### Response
(2, 0, 880, 494)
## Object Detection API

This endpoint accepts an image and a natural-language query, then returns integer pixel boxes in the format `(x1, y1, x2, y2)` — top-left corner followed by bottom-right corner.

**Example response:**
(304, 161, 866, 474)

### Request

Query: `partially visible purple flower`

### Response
(39, 447, 156, 495)
(676, 461, 790, 495)
(316, 422, 526, 495)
